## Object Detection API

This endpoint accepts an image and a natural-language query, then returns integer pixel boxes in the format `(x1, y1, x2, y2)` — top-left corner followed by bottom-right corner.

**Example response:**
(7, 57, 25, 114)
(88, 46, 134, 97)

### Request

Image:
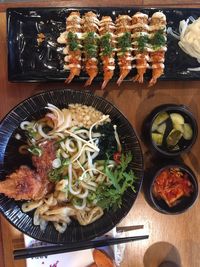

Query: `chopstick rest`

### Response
(116, 225, 144, 233)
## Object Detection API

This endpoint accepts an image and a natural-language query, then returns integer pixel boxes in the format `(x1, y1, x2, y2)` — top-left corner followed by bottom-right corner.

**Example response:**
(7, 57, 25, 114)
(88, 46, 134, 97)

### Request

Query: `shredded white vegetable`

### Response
(168, 16, 200, 65)
(188, 67, 200, 71)
(64, 129, 99, 152)
(89, 115, 110, 146)
(113, 125, 122, 152)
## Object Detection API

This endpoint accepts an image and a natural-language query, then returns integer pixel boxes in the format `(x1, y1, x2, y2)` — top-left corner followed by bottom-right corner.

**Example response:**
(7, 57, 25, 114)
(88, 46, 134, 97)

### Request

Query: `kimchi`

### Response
(152, 168, 193, 207)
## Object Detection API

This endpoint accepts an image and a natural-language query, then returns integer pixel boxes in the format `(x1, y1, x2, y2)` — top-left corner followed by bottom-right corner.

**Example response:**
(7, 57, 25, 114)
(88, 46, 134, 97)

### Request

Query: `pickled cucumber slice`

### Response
(183, 123, 193, 140)
(170, 113, 185, 125)
(173, 123, 184, 133)
(157, 123, 167, 134)
(166, 129, 183, 147)
(152, 133, 163, 146)
(151, 112, 169, 131)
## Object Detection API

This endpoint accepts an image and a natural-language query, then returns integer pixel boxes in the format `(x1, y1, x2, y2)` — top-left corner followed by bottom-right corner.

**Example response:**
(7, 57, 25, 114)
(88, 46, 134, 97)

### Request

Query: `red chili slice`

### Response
(113, 152, 121, 164)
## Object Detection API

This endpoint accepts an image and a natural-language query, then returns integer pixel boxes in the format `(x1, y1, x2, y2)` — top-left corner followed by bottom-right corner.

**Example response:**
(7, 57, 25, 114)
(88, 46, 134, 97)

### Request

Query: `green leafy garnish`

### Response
(137, 34, 149, 52)
(150, 29, 166, 50)
(100, 33, 113, 56)
(84, 32, 98, 58)
(118, 32, 132, 54)
(87, 191, 97, 202)
(48, 168, 61, 182)
(68, 31, 79, 51)
(25, 128, 37, 140)
(96, 152, 137, 211)
(48, 158, 69, 182)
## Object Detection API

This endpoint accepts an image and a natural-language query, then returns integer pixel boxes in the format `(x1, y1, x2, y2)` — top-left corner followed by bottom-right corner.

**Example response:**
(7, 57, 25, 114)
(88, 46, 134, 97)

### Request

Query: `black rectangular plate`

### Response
(7, 7, 200, 82)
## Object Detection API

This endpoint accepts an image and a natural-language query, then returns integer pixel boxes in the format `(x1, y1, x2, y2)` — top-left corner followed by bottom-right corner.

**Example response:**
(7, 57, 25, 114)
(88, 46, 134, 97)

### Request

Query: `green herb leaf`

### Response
(87, 192, 97, 202)
(105, 167, 120, 191)
(96, 152, 137, 211)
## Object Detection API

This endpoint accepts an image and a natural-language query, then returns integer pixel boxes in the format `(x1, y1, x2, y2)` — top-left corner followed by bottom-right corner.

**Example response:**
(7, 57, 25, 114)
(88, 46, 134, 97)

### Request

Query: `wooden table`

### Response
(0, 1, 200, 267)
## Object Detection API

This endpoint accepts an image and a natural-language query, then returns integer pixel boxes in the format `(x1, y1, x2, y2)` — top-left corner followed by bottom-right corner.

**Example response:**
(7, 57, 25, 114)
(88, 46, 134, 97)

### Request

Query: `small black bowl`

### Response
(142, 104, 198, 157)
(143, 162, 198, 214)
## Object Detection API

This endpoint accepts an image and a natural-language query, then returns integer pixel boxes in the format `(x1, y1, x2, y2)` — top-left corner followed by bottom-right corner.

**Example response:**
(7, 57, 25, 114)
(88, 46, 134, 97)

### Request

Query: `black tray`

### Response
(7, 7, 200, 82)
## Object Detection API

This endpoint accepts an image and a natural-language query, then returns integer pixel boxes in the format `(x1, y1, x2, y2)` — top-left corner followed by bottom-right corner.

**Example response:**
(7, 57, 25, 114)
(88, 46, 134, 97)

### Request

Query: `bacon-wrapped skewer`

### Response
(82, 12, 99, 86)
(115, 15, 133, 86)
(132, 12, 149, 83)
(148, 12, 167, 87)
(99, 16, 116, 89)
(57, 12, 82, 84)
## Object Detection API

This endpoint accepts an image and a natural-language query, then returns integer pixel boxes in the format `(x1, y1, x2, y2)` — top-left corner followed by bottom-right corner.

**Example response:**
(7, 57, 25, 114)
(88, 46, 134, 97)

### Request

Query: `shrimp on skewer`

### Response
(57, 12, 82, 84)
(115, 15, 133, 86)
(148, 12, 167, 87)
(99, 16, 116, 89)
(82, 12, 99, 86)
(132, 12, 149, 83)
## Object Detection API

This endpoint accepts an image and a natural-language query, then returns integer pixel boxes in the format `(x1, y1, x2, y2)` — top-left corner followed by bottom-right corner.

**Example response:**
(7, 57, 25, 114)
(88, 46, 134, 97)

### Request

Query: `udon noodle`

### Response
(20, 103, 134, 233)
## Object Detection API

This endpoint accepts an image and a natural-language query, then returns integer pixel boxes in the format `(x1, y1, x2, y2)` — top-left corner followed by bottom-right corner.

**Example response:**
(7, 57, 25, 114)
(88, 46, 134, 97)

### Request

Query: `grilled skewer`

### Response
(148, 12, 167, 87)
(57, 11, 167, 87)
(115, 15, 133, 86)
(99, 16, 116, 89)
(82, 11, 99, 86)
(132, 12, 149, 83)
(57, 12, 82, 84)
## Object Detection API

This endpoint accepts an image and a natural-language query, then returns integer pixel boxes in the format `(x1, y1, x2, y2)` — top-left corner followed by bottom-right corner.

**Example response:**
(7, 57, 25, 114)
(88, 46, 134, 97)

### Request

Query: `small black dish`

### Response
(143, 161, 198, 214)
(142, 104, 198, 157)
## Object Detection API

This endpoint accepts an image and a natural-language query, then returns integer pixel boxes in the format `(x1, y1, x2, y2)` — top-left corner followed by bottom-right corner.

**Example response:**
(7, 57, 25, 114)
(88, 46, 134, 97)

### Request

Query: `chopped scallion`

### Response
(28, 147, 42, 157)
(118, 32, 132, 54)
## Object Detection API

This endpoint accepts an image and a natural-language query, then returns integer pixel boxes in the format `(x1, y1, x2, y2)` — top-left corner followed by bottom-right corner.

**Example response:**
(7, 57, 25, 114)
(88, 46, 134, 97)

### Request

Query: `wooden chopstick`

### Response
(13, 235, 149, 260)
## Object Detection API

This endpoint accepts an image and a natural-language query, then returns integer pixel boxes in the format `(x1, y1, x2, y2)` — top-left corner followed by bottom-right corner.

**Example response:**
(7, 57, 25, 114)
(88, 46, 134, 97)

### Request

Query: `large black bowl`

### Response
(0, 89, 144, 244)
